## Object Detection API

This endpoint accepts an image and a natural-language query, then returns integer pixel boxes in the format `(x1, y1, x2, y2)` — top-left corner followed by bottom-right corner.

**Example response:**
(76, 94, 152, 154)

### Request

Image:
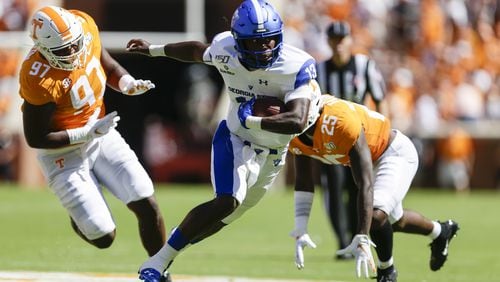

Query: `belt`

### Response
(243, 140, 278, 155)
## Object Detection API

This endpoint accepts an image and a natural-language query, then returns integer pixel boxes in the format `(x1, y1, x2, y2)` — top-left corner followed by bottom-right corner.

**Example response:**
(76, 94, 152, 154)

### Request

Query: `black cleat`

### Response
(160, 271, 172, 282)
(429, 220, 459, 271)
(376, 266, 398, 282)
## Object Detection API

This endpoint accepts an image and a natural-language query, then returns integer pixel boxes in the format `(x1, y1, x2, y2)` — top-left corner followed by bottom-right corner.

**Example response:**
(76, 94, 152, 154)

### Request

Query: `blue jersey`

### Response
(203, 31, 321, 148)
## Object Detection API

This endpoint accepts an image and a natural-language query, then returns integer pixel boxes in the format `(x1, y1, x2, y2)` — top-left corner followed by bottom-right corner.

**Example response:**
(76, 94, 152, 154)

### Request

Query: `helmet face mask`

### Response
(231, 0, 283, 69)
(29, 6, 87, 71)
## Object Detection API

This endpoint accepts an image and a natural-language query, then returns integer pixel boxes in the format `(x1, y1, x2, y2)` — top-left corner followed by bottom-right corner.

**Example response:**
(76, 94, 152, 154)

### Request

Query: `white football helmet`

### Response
(29, 6, 86, 71)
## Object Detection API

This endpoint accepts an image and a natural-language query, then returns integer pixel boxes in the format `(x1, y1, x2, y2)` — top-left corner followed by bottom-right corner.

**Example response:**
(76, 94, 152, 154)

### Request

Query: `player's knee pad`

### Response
(76, 214, 116, 241)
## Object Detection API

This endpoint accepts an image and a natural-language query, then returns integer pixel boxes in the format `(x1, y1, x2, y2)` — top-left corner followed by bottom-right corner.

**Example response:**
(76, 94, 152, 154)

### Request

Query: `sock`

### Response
(378, 257, 394, 270)
(429, 221, 442, 240)
(141, 228, 189, 272)
(370, 220, 393, 262)
(167, 228, 189, 251)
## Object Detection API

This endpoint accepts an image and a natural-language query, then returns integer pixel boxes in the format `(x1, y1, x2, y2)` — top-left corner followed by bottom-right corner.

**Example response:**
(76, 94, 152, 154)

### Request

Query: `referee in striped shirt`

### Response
(316, 21, 388, 259)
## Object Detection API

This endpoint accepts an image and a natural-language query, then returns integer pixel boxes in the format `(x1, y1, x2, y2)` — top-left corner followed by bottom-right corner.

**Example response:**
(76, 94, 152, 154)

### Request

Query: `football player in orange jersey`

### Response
(288, 95, 459, 281)
(18, 5, 167, 274)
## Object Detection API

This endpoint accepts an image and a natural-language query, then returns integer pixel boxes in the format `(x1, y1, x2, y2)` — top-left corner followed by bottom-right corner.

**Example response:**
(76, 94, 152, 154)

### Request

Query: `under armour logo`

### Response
(259, 79, 268, 86)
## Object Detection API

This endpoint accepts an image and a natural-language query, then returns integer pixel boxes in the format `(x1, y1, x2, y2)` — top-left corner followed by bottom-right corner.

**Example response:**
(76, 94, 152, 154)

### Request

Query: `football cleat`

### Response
(429, 219, 459, 271)
(160, 271, 172, 282)
(376, 266, 398, 282)
(139, 268, 162, 282)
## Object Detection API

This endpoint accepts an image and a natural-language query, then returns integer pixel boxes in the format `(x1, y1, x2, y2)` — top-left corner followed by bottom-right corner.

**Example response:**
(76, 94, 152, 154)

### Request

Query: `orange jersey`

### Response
(437, 128, 474, 161)
(19, 10, 106, 131)
(289, 96, 391, 165)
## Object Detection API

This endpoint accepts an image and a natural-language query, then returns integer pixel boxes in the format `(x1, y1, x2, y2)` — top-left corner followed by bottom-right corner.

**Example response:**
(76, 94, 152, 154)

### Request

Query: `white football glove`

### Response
(291, 233, 317, 270)
(119, 74, 155, 96)
(92, 111, 120, 136)
(66, 110, 120, 144)
(336, 234, 377, 278)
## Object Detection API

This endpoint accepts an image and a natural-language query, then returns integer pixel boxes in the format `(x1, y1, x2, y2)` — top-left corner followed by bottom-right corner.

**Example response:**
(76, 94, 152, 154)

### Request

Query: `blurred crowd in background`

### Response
(1, 0, 500, 189)
(278, 0, 500, 190)
(283, 0, 500, 126)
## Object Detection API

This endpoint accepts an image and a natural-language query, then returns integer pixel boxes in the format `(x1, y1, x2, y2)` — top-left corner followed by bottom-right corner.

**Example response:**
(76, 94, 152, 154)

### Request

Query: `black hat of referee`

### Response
(326, 21, 351, 38)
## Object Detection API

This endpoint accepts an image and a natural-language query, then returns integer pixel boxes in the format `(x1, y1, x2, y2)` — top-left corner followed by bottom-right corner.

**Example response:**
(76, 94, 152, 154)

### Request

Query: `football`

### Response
(253, 98, 286, 117)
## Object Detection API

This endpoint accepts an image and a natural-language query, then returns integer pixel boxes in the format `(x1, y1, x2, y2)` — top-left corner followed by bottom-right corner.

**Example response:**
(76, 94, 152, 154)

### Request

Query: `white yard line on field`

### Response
(0, 271, 339, 282)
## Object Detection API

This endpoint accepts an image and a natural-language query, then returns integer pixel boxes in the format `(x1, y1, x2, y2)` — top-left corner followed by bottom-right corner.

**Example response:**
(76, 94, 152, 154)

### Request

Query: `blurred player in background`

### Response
(126, 0, 321, 281)
(436, 126, 475, 191)
(18, 5, 167, 275)
(288, 95, 459, 281)
(315, 20, 389, 259)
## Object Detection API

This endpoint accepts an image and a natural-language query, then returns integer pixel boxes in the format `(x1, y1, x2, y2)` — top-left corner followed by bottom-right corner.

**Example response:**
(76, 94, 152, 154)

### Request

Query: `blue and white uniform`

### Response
(202, 31, 321, 223)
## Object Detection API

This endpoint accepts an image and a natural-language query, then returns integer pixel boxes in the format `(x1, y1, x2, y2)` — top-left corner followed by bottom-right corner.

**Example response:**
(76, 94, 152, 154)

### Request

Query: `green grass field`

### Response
(0, 183, 499, 281)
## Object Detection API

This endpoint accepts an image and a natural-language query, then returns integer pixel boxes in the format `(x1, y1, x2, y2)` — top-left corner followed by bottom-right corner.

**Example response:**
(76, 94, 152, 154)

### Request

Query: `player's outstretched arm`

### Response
(100, 48, 155, 96)
(340, 131, 377, 278)
(348, 130, 374, 235)
(290, 155, 317, 269)
(126, 38, 209, 63)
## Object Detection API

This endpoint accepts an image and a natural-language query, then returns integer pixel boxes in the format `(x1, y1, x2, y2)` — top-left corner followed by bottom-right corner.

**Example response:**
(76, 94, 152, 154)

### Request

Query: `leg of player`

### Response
(190, 221, 227, 243)
(139, 195, 238, 282)
(70, 217, 115, 248)
(127, 197, 166, 256)
(392, 210, 459, 271)
(370, 209, 398, 282)
(391, 209, 436, 235)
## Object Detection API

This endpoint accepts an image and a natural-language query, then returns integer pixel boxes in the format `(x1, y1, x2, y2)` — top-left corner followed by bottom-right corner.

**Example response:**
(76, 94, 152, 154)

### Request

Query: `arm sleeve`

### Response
(294, 58, 316, 89)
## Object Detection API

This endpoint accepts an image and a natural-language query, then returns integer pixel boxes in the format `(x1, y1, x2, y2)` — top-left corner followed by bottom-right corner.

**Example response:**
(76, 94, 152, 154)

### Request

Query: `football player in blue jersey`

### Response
(127, 1, 321, 281)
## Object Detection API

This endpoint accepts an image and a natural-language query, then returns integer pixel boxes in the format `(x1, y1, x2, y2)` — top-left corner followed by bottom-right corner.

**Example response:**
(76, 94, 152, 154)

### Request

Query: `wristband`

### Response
(66, 127, 88, 144)
(149, 44, 166, 57)
(245, 116, 262, 129)
(118, 74, 135, 94)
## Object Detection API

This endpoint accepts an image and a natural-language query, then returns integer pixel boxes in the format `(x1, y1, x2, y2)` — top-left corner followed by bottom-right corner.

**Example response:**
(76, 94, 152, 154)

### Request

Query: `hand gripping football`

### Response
(252, 98, 286, 117)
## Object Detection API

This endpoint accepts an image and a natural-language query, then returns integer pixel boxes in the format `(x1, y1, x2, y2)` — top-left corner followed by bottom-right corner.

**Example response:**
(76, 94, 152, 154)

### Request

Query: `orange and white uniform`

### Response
(290, 95, 419, 223)
(289, 95, 391, 166)
(18, 9, 154, 240)
(19, 10, 106, 130)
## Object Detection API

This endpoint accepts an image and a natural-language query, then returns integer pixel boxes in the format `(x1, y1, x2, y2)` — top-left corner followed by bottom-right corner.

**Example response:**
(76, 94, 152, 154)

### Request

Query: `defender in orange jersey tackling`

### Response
(288, 95, 459, 282)
(18, 5, 167, 274)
